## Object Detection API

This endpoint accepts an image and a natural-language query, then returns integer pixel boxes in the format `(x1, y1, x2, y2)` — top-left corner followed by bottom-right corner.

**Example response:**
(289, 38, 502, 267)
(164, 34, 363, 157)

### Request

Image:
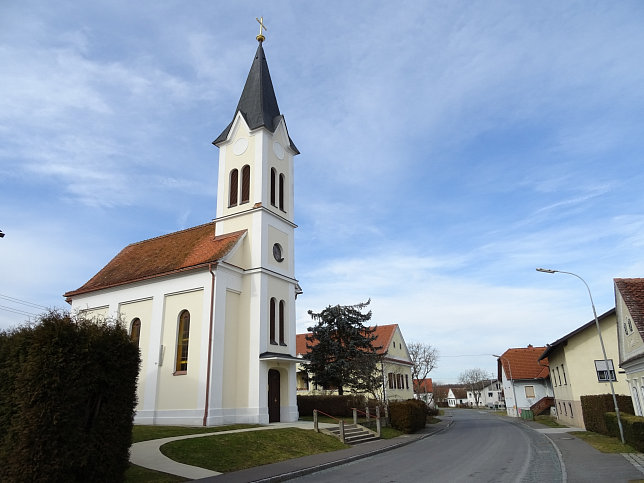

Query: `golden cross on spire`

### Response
(256, 17, 267, 42)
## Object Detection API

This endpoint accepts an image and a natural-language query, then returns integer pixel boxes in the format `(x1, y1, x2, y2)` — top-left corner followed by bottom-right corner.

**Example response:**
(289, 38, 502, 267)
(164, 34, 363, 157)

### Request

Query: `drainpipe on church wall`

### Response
(203, 264, 216, 426)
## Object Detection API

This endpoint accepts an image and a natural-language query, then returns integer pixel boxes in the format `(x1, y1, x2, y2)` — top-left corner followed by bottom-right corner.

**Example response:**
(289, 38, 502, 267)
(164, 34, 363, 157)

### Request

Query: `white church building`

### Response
(64, 33, 301, 426)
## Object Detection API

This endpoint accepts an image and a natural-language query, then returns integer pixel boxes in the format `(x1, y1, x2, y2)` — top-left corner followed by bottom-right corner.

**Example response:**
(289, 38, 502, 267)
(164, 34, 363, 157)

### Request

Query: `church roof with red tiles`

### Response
(497, 346, 549, 381)
(615, 278, 644, 338)
(64, 222, 245, 298)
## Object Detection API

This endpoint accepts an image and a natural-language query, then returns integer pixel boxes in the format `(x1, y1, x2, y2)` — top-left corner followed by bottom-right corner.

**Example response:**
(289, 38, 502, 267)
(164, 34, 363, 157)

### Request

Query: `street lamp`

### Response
(493, 354, 519, 417)
(536, 268, 625, 444)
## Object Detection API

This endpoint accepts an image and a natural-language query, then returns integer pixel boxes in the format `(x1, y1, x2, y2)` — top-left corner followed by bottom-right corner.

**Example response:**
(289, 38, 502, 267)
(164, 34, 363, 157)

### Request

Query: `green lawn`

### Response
(160, 427, 348, 473)
(132, 423, 260, 443)
(534, 415, 567, 428)
(570, 431, 638, 453)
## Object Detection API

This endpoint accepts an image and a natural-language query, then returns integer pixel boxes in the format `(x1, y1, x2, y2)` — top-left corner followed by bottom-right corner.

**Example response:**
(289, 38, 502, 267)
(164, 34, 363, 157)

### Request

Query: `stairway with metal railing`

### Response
(324, 423, 380, 445)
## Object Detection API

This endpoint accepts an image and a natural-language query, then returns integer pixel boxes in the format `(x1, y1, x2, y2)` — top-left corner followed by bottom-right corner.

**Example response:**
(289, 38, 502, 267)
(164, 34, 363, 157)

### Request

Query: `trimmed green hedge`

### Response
(297, 395, 366, 417)
(0, 311, 139, 482)
(605, 412, 644, 451)
(389, 399, 428, 433)
(580, 394, 634, 435)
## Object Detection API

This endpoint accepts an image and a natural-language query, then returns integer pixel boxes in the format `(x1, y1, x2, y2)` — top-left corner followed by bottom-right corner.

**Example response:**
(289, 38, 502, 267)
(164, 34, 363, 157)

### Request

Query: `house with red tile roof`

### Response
(414, 378, 434, 405)
(295, 324, 414, 401)
(615, 278, 644, 416)
(64, 36, 302, 426)
(496, 345, 553, 417)
(538, 308, 630, 428)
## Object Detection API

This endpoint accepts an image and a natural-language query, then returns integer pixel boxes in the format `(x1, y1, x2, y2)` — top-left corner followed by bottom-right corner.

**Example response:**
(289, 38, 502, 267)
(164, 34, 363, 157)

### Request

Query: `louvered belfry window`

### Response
(279, 174, 285, 211)
(229, 169, 239, 207)
(270, 168, 276, 206)
(241, 165, 250, 204)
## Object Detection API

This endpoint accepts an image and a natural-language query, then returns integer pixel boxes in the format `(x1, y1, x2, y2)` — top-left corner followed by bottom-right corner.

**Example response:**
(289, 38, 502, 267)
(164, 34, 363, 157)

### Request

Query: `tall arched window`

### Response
(229, 169, 239, 207)
(175, 310, 190, 373)
(279, 174, 285, 211)
(241, 165, 250, 204)
(269, 298, 277, 345)
(279, 300, 285, 345)
(270, 168, 276, 207)
(130, 318, 141, 346)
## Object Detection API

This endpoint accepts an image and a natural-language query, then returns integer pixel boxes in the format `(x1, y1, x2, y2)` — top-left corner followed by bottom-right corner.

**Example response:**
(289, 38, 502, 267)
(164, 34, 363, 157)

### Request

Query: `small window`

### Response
(525, 385, 535, 398)
(241, 165, 250, 204)
(595, 359, 616, 382)
(130, 318, 141, 346)
(569, 402, 573, 418)
(269, 298, 277, 345)
(278, 173, 285, 211)
(556, 367, 561, 386)
(279, 300, 286, 345)
(175, 310, 190, 373)
(488, 392, 493, 397)
(229, 169, 239, 207)
(388, 373, 394, 389)
(270, 168, 276, 206)
(405, 374, 409, 389)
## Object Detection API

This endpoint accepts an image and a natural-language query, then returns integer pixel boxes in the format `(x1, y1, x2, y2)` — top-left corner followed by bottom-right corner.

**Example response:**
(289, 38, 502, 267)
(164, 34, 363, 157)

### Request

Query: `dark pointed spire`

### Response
(214, 43, 298, 153)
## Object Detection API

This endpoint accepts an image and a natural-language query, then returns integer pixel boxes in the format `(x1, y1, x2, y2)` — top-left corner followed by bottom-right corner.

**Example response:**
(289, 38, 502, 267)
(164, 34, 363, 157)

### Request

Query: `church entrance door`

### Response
(268, 369, 280, 422)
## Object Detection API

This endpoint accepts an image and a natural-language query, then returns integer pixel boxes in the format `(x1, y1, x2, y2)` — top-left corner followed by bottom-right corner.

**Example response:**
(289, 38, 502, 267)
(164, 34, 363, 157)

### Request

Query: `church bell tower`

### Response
(212, 22, 300, 423)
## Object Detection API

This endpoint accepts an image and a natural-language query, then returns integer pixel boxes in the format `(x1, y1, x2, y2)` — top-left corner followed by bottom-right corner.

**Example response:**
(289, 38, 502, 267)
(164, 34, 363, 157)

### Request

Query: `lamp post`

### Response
(536, 268, 625, 444)
(493, 354, 519, 417)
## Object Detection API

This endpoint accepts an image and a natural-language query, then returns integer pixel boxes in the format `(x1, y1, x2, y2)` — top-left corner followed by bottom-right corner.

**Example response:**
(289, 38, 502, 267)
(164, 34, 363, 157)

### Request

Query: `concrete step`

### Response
(324, 424, 379, 445)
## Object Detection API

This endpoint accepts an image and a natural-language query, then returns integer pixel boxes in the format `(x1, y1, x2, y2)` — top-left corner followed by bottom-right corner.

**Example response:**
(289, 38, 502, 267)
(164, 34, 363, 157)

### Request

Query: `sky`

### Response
(2, 1, 644, 383)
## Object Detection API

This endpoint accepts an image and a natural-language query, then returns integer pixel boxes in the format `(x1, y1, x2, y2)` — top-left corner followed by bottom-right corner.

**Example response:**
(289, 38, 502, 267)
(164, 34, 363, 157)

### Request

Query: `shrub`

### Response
(0, 311, 139, 482)
(580, 394, 634, 435)
(389, 399, 428, 433)
(297, 395, 366, 417)
(605, 412, 644, 451)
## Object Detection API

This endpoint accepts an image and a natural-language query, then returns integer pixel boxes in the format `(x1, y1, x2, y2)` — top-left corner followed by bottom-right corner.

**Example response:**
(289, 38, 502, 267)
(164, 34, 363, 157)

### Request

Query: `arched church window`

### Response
(279, 174, 285, 211)
(241, 165, 250, 204)
(130, 318, 141, 347)
(175, 310, 190, 373)
(279, 300, 286, 345)
(229, 169, 239, 207)
(269, 298, 277, 345)
(270, 168, 276, 207)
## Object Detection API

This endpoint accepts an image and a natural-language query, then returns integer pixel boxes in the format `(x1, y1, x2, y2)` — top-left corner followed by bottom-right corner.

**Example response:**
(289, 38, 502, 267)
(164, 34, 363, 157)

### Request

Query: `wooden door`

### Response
(268, 369, 280, 422)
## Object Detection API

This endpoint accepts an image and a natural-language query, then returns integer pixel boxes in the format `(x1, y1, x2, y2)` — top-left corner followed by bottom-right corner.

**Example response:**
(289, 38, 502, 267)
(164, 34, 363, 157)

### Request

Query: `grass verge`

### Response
(534, 415, 567, 428)
(132, 424, 260, 443)
(160, 427, 347, 473)
(570, 431, 638, 453)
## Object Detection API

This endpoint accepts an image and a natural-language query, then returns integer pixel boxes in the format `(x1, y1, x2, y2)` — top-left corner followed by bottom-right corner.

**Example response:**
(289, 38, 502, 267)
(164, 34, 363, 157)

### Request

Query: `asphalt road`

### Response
(292, 409, 563, 482)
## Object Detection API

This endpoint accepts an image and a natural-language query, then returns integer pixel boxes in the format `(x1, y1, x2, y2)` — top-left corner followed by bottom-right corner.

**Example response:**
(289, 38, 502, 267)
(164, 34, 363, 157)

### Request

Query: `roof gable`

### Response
(498, 346, 550, 381)
(539, 308, 616, 360)
(65, 222, 245, 297)
(414, 378, 433, 393)
(615, 278, 644, 339)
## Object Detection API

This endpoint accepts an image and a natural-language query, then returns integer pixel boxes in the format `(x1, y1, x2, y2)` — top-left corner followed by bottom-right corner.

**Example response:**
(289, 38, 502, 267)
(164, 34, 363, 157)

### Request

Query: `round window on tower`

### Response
(273, 243, 284, 262)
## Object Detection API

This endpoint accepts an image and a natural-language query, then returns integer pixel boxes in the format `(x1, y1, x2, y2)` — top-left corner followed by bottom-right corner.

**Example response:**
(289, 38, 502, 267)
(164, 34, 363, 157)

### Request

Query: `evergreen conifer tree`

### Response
(304, 300, 382, 396)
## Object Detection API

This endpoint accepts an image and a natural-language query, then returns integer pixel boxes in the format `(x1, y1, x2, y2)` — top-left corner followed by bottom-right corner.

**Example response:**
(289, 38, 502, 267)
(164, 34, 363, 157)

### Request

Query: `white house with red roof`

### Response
(414, 378, 434, 405)
(64, 34, 301, 426)
(496, 346, 553, 417)
(295, 324, 414, 401)
(615, 278, 644, 416)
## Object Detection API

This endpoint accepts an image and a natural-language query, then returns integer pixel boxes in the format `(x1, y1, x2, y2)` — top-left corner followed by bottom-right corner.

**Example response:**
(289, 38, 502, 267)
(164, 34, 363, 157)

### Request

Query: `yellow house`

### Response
(296, 324, 414, 402)
(539, 308, 630, 428)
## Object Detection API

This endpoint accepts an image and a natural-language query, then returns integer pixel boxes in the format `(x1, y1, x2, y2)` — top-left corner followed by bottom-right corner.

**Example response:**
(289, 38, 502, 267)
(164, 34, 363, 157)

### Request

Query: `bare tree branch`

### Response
(408, 342, 439, 396)
(458, 368, 494, 407)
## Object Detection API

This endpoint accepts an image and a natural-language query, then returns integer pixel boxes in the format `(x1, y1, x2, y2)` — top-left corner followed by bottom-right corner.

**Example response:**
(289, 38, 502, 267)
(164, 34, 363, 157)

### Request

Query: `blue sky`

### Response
(2, 1, 644, 383)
